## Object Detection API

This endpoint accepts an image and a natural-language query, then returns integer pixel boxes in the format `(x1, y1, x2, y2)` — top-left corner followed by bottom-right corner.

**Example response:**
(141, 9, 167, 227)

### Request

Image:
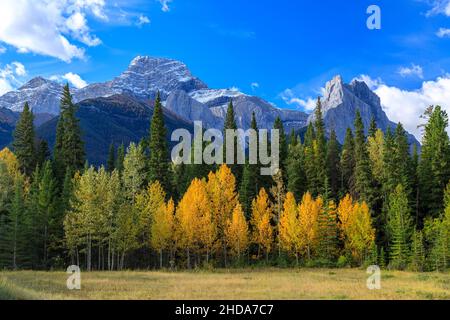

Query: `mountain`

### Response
(36, 94, 193, 165)
(308, 75, 419, 146)
(0, 107, 18, 148)
(0, 77, 64, 115)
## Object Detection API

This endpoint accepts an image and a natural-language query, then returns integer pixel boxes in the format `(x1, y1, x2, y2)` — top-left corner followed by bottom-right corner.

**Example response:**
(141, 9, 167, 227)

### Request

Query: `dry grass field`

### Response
(0, 268, 449, 300)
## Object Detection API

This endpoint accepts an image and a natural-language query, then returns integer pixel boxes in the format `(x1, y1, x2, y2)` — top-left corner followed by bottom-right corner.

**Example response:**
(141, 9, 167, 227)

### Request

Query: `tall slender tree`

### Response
(13, 102, 35, 176)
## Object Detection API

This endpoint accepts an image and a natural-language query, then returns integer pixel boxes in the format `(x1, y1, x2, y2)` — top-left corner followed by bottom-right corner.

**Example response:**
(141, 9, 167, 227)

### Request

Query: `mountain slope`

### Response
(0, 107, 18, 148)
(308, 75, 419, 146)
(37, 94, 193, 165)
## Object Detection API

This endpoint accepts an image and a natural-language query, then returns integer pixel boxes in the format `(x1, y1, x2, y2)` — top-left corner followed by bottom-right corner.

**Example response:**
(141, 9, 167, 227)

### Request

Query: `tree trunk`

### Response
(159, 249, 163, 269)
(187, 248, 190, 269)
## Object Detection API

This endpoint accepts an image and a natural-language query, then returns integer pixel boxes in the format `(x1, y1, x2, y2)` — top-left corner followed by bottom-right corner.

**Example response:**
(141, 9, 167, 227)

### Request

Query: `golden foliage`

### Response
(225, 203, 249, 258)
(279, 192, 300, 256)
(298, 192, 321, 259)
(250, 188, 273, 257)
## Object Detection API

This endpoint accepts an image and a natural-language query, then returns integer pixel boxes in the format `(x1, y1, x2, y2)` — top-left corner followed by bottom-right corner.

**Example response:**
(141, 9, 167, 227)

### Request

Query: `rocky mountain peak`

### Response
(19, 77, 58, 90)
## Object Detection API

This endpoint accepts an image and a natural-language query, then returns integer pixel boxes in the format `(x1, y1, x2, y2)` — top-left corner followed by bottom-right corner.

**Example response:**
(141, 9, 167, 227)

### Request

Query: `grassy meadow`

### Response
(0, 268, 449, 300)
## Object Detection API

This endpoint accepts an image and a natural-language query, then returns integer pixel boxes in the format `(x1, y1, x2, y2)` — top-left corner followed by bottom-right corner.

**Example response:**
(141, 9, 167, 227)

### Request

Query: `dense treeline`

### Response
(0, 87, 449, 271)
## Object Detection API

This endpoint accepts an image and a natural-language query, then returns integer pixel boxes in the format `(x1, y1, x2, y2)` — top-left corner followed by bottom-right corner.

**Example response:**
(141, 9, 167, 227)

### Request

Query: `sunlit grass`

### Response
(1, 268, 449, 300)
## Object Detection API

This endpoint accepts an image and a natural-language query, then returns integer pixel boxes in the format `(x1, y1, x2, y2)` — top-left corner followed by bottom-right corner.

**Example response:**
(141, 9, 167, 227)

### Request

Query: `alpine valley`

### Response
(0, 56, 419, 164)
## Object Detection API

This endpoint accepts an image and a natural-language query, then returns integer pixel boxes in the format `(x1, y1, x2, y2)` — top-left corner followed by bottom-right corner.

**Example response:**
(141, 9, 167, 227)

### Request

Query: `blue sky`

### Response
(1, 0, 450, 138)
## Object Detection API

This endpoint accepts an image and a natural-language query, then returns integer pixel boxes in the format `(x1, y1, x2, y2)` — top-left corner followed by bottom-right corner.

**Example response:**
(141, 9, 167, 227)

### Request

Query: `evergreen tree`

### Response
(35, 139, 50, 168)
(353, 110, 374, 207)
(54, 84, 85, 181)
(369, 116, 377, 138)
(107, 143, 116, 172)
(223, 100, 242, 184)
(148, 91, 170, 194)
(13, 102, 35, 176)
(409, 230, 425, 272)
(115, 143, 125, 173)
(313, 98, 327, 195)
(287, 135, 306, 201)
(340, 128, 355, 197)
(326, 129, 341, 199)
(303, 123, 317, 195)
(418, 106, 450, 220)
(387, 185, 413, 270)
(273, 116, 288, 178)
(240, 112, 260, 217)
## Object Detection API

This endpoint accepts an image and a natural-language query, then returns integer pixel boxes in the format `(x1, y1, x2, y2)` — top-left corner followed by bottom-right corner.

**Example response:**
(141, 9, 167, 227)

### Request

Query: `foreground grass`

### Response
(0, 268, 449, 300)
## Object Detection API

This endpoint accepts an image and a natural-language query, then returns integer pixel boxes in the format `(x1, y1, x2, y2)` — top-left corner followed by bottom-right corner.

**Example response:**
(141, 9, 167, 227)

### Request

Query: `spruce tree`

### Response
(313, 98, 327, 195)
(13, 102, 35, 176)
(303, 122, 317, 195)
(340, 128, 355, 197)
(223, 100, 242, 184)
(148, 92, 170, 194)
(240, 112, 261, 217)
(418, 106, 450, 220)
(287, 135, 306, 201)
(273, 116, 288, 178)
(326, 129, 341, 199)
(115, 143, 125, 173)
(369, 116, 377, 138)
(36, 139, 50, 168)
(54, 84, 85, 181)
(107, 143, 116, 172)
(353, 110, 374, 207)
(387, 184, 413, 270)
(409, 230, 425, 272)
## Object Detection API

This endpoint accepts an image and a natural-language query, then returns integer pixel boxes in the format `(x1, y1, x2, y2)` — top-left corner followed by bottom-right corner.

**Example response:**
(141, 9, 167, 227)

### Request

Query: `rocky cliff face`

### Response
(308, 75, 419, 145)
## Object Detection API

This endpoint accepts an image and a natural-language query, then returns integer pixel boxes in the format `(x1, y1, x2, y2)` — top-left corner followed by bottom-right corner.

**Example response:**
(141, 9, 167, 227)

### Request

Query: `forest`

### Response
(0, 84, 449, 272)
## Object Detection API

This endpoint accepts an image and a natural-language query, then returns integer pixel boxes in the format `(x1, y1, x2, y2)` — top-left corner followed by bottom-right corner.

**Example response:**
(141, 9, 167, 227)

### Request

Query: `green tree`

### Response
(148, 92, 170, 194)
(387, 185, 413, 269)
(123, 143, 147, 202)
(418, 106, 450, 221)
(107, 143, 116, 172)
(223, 100, 242, 184)
(115, 143, 125, 173)
(12, 102, 35, 176)
(313, 98, 327, 195)
(287, 135, 306, 201)
(326, 129, 341, 199)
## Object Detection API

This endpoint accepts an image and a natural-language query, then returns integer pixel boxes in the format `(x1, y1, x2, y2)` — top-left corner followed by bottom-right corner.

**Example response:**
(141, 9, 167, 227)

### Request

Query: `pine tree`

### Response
(35, 139, 50, 168)
(148, 92, 170, 194)
(115, 143, 125, 173)
(340, 128, 355, 197)
(313, 98, 327, 195)
(326, 130, 341, 199)
(239, 112, 260, 217)
(223, 100, 242, 183)
(387, 184, 413, 269)
(13, 102, 35, 176)
(287, 135, 306, 201)
(353, 110, 374, 207)
(418, 106, 450, 220)
(303, 123, 317, 195)
(409, 230, 425, 272)
(369, 116, 377, 138)
(317, 199, 339, 263)
(54, 84, 85, 181)
(107, 143, 116, 172)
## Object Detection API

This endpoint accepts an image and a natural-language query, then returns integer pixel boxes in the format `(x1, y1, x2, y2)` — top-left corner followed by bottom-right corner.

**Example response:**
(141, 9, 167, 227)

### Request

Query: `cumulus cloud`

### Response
(437, 27, 450, 37)
(398, 64, 424, 79)
(280, 88, 317, 112)
(51, 72, 88, 89)
(356, 74, 450, 140)
(353, 74, 384, 90)
(0, 61, 27, 95)
(159, 0, 172, 12)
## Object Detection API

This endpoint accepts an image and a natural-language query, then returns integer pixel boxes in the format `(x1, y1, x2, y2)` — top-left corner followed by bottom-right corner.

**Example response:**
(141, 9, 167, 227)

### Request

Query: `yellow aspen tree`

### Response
(135, 181, 166, 249)
(225, 203, 249, 260)
(176, 178, 215, 268)
(250, 188, 273, 261)
(298, 192, 320, 260)
(151, 197, 175, 269)
(279, 192, 301, 264)
(367, 129, 384, 183)
(206, 164, 238, 265)
(0, 148, 20, 176)
(337, 194, 354, 241)
(347, 201, 376, 264)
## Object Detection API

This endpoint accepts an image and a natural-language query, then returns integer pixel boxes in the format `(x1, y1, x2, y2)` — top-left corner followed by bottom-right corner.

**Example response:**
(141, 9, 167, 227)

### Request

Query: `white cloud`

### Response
(51, 72, 88, 88)
(353, 74, 384, 90)
(437, 27, 450, 37)
(357, 74, 450, 140)
(280, 88, 317, 112)
(0, 61, 27, 95)
(159, 0, 172, 12)
(250, 82, 259, 90)
(137, 15, 151, 27)
(0, 0, 151, 62)
(398, 64, 424, 79)
(426, 0, 450, 17)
